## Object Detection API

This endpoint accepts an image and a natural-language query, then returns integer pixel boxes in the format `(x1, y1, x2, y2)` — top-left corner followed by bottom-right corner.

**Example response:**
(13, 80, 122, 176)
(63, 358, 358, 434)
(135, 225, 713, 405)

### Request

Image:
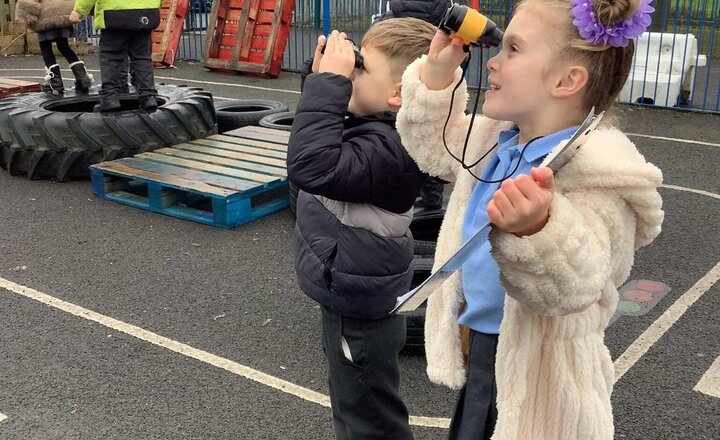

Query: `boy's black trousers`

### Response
(98, 28, 157, 104)
(321, 307, 413, 440)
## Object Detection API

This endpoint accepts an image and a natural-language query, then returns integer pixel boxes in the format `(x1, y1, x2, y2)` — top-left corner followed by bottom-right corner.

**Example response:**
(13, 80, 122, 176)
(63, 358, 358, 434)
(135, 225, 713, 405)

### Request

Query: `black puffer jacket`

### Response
(287, 72, 426, 319)
(379, 0, 451, 26)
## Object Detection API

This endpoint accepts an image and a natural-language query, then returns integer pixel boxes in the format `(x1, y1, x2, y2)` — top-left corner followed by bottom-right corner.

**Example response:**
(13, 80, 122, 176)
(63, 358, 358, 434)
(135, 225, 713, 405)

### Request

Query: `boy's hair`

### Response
(362, 17, 437, 80)
(520, 0, 639, 113)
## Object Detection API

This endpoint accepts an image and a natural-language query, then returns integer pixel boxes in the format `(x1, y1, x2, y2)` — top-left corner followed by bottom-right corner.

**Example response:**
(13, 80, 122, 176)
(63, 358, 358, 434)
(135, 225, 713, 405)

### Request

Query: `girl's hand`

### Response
(318, 30, 356, 78)
(69, 10, 82, 24)
(420, 30, 467, 90)
(487, 167, 555, 237)
(310, 35, 327, 73)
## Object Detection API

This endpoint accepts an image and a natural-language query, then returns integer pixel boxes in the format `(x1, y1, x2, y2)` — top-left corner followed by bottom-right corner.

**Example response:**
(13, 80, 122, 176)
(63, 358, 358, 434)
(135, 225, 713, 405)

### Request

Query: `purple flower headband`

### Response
(570, 0, 655, 47)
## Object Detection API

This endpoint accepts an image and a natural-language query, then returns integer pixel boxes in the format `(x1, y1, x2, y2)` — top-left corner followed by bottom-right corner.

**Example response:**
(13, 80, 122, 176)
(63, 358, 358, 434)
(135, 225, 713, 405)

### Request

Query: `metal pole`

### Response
(323, 0, 330, 36)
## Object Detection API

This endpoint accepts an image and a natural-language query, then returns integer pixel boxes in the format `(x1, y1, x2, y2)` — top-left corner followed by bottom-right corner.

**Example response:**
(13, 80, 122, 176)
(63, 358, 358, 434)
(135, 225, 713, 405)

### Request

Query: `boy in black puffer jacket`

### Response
(287, 18, 436, 440)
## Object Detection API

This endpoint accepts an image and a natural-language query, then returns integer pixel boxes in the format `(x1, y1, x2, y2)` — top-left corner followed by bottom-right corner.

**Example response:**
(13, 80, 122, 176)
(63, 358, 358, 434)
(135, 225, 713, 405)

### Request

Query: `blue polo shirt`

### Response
(458, 126, 578, 334)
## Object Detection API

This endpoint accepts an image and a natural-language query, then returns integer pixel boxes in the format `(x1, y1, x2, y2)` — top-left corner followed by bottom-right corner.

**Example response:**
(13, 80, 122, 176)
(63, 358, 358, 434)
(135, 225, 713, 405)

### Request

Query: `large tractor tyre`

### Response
(0, 84, 216, 181)
(259, 111, 298, 217)
(216, 99, 288, 133)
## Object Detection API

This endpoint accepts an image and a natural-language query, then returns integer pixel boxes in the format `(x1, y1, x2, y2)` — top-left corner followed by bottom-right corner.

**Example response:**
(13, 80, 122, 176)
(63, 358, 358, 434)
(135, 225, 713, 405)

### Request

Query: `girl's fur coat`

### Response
(397, 57, 664, 440)
(15, 0, 75, 32)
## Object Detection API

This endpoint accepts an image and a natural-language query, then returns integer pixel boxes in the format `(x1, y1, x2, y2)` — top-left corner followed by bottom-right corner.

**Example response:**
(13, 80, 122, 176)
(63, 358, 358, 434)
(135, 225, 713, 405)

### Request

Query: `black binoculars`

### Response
(438, 4, 503, 48)
(321, 40, 364, 70)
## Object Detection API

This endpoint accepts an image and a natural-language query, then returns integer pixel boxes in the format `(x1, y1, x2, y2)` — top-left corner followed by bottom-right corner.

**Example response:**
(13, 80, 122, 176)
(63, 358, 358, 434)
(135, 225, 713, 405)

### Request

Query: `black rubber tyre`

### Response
(259, 111, 298, 217)
(258, 110, 295, 131)
(410, 208, 445, 256)
(403, 208, 445, 355)
(216, 99, 288, 133)
(0, 84, 216, 181)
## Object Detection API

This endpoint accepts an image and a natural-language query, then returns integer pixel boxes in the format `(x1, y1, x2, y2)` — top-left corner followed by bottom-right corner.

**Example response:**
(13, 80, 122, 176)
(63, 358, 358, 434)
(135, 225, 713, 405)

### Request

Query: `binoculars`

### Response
(438, 4, 503, 48)
(321, 41, 364, 70)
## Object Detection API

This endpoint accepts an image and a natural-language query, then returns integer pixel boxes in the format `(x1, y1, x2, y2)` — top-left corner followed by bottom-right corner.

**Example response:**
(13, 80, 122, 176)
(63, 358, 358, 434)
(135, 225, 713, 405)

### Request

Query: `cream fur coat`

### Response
(397, 57, 664, 440)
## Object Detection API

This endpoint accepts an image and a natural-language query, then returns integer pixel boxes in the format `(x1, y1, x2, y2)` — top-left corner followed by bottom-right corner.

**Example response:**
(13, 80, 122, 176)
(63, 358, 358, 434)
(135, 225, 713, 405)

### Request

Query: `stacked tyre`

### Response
(215, 99, 289, 133)
(0, 84, 217, 181)
(258, 111, 297, 215)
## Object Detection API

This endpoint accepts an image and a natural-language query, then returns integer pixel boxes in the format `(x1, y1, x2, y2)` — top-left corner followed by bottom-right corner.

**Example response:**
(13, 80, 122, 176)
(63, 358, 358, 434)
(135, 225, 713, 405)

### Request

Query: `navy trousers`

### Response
(448, 330, 499, 440)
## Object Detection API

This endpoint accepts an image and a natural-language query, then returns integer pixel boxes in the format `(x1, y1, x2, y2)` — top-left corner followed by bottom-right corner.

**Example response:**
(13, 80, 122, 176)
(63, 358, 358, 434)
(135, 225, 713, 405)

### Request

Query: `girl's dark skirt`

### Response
(37, 27, 75, 42)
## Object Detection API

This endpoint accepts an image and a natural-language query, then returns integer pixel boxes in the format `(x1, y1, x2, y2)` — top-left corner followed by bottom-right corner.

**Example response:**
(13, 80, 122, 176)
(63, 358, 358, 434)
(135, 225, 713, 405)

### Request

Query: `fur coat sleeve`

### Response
(16, 0, 75, 32)
(397, 56, 510, 183)
(15, 0, 42, 28)
(489, 128, 664, 316)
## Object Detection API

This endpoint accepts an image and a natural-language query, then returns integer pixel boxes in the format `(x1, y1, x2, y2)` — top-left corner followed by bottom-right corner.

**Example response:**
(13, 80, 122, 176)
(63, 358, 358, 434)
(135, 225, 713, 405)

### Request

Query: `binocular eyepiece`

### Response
(438, 4, 503, 48)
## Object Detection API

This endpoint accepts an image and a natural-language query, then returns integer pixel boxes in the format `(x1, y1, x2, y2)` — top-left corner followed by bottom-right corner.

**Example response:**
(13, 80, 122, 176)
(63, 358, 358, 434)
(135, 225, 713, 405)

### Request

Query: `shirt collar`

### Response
(497, 125, 579, 163)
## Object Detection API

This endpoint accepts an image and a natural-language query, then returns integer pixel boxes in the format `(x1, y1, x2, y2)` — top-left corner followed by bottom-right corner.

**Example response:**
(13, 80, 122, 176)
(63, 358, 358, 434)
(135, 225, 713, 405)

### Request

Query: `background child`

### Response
(376, 0, 452, 210)
(14, 0, 93, 96)
(395, 0, 663, 439)
(70, 0, 160, 113)
(287, 18, 436, 440)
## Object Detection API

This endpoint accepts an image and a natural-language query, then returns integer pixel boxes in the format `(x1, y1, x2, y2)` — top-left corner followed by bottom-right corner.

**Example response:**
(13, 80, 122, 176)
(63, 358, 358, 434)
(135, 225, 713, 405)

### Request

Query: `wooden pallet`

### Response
(201, 0, 295, 77)
(89, 126, 291, 228)
(0, 77, 40, 99)
(152, 0, 190, 67)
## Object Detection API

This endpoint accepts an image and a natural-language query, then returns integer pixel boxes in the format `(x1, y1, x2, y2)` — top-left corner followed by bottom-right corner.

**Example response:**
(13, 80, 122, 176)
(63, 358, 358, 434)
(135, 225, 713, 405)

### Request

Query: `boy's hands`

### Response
(69, 10, 82, 24)
(311, 35, 327, 73)
(318, 30, 357, 78)
(420, 30, 467, 90)
(487, 167, 555, 237)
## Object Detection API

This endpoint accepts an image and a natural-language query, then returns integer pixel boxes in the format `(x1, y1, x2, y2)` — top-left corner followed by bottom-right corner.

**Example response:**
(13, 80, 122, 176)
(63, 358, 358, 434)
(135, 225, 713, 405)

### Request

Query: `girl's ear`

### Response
(552, 65, 589, 99)
(388, 82, 402, 108)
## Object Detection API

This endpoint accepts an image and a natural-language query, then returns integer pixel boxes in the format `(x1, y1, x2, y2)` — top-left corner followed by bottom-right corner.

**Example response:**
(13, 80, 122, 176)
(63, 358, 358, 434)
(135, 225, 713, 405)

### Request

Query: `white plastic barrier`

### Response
(619, 32, 708, 107)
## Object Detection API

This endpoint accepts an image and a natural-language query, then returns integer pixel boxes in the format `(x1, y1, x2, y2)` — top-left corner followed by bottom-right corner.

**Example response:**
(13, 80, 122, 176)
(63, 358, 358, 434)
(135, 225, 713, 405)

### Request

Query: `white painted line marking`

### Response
(0, 69, 300, 95)
(0, 412, 6, 423)
(627, 132, 720, 148)
(694, 355, 720, 399)
(0, 277, 450, 429)
(660, 184, 720, 200)
(614, 261, 720, 382)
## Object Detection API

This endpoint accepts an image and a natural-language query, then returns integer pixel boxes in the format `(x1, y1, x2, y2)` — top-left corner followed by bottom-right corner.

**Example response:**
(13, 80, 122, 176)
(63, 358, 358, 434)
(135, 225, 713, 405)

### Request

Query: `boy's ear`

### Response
(552, 65, 589, 99)
(387, 82, 402, 108)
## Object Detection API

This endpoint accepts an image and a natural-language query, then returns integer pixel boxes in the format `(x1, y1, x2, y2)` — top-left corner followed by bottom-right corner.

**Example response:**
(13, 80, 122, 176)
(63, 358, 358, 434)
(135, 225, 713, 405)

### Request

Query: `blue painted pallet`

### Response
(90, 126, 291, 228)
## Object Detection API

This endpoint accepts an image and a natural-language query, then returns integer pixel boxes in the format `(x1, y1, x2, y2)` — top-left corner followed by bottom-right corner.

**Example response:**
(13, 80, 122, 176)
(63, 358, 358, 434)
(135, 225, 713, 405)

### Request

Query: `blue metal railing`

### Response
(76, 0, 720, 113)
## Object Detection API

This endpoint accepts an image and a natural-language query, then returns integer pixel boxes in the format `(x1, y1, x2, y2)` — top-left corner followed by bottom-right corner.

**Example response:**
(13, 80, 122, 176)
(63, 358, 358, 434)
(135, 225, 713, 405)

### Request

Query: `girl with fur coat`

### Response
(395, 0, 663, 438)
(15, 0, 93, 95)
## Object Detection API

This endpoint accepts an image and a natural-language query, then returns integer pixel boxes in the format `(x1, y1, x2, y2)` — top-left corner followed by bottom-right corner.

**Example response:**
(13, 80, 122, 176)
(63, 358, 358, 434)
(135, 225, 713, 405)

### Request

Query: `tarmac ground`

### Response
(0, 55, 719, 439)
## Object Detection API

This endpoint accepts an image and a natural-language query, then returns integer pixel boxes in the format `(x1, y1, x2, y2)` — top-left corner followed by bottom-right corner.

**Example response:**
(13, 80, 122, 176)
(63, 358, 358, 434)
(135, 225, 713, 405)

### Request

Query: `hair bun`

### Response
(593, 0, 639, 26)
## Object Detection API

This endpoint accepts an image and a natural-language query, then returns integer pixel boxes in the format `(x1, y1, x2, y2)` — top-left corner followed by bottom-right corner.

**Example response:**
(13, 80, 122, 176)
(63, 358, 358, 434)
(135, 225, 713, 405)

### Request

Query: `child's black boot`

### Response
(69, 61, 94, 94)
(139, 95, 158, 114)
(41, 64, 64, 96)
(93, 94, 121, 113)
